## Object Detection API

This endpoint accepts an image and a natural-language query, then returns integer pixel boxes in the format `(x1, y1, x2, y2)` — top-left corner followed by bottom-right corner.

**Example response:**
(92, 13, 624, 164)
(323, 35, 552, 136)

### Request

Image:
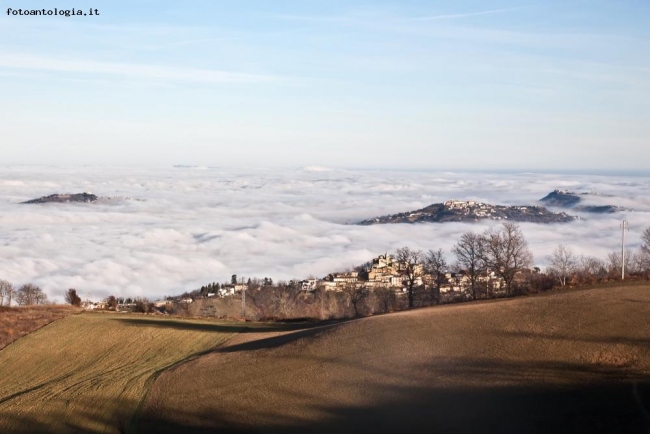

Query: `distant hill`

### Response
(22, 193, 98, 204)
(540, 190, 628, 213)
(21, 193, 138, 204)
(358, 200, 576, 224)
(539, 190, 582, 207)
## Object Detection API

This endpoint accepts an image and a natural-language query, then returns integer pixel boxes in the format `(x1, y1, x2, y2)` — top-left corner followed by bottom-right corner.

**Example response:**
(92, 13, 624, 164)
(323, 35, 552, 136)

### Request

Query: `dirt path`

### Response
(138, 285, 650, 433)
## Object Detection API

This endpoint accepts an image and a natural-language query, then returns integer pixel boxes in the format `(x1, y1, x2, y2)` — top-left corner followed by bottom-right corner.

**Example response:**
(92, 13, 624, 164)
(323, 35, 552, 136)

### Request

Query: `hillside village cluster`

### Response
(192, 253, 502, 305)
(299, 253, 504, 295)
(444, 200, 539, 219)
(81, 252, 506, 311)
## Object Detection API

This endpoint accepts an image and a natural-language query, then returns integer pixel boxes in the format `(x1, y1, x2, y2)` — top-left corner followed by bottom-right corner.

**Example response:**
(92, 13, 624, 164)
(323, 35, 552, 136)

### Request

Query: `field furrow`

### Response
(0, 313, 238, 433)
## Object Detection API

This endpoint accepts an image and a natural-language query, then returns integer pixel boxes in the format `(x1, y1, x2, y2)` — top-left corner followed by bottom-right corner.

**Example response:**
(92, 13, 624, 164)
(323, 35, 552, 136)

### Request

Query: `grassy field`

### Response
(0, 313, 244, 433)
(0, 305, 80, 350)
(138, 284, 650, 433)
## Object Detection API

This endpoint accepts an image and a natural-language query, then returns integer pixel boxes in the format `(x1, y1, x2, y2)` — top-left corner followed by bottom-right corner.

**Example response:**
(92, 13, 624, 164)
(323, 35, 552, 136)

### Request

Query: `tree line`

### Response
(0, 282, 49, 307)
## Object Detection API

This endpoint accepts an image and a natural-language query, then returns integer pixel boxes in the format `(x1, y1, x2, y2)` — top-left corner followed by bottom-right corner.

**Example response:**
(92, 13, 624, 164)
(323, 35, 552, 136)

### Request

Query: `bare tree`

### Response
(481, 223, 533, 295)
(632, 249, 650, 278)
(175, 299, 191, 316)
(65, 288, 82, 306)
(106, 295, 118, 310)
(452, 232, 485, 300)
(394, 247, 423, 309)
(642, 226, 650, 255)
(575, 255, 607, 284)
(424, 249, 447, 304)
(607, 249, 634, 278)
(312, 286, 344, 320)
(133, 297, 154, 313)
(342, 284, 369, 317)
(0, 279, 14, 307)
(373, 286, 396, 313)
(247, 283, 300, 320)
(15, 284, 48, 306)
(274, 284, 300, 319)
(546, 244, 578, 286)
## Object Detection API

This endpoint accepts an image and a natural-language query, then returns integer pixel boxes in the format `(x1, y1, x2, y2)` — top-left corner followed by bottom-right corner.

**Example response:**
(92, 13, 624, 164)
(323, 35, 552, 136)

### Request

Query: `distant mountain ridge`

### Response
(357, 200, 576, 225)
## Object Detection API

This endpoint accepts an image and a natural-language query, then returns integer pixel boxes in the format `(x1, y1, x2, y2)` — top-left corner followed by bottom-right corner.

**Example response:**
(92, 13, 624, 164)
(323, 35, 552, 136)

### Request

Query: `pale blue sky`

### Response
(1, 1, 649, 171)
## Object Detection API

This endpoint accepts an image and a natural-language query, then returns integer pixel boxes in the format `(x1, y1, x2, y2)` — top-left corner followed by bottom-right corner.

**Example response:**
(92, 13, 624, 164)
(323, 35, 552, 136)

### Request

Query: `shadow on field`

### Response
(0, 395, 139, 434)
(3, 360, 650, 434)
(115, 318, 333, 334)
(215, 323, 341, 353)
(138, 382, 650, 434)
(133, 356, 650, 434)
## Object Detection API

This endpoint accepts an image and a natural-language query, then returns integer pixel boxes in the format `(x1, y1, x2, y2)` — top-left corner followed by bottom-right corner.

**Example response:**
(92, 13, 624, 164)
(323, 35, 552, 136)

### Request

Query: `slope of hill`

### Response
(0, 314, 239, 433)
(0, 305, 79, 350)
(138, 284, 650, 434)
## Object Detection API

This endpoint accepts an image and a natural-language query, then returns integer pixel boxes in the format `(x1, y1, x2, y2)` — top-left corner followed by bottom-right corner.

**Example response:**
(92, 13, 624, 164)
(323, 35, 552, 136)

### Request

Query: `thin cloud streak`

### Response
(0, 54, 287, 84)
(409, 6, 527, 21)
(277, 9, 618, 52)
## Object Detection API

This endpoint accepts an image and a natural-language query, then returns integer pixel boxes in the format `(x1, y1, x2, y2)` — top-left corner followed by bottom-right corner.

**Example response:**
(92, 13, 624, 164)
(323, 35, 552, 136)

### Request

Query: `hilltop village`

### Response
(358, 199, 576, 224)
(173, 251, 509, 305)
(80, 251, 509, 313)
(298, 253, 504, 295)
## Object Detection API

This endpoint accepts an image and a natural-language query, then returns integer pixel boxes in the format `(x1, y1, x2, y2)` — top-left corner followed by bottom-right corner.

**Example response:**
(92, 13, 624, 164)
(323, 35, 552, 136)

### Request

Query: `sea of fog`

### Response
(1, 166, 649, 303)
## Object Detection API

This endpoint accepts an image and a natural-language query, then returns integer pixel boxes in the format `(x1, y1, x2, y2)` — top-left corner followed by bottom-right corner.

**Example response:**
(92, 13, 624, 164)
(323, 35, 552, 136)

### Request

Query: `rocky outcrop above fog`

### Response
(22, 193, 99, 204)
(358, 200, 577, 225)
(21, 193, 138, 204)
(540, 190, 628, 213)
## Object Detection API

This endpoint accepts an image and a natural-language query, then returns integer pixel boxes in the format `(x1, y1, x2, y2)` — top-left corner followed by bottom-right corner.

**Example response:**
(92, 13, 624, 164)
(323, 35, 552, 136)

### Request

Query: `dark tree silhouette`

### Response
(64, 288, 82, 307)
(424, 248, 447, 304)
(106, 295, 118, 310)
(342, 284, 369, 317)
(395, 247, 423, 309)
(452, 231, 486, 300)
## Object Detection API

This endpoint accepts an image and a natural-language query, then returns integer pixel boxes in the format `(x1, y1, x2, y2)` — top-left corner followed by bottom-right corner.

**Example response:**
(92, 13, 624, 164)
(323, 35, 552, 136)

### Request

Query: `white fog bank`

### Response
(1, 166, 648, 302)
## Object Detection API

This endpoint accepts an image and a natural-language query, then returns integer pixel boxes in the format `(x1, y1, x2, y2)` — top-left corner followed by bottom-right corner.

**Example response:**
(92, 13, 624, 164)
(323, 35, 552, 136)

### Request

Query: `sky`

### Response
(1, 0, 649, 171)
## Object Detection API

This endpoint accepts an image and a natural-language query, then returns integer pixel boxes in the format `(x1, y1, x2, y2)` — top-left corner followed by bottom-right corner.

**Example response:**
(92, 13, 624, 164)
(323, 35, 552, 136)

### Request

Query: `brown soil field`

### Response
(138, 284, 650, 434)
(0, 305, 80, 350)
(0, 313, 240, 433)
